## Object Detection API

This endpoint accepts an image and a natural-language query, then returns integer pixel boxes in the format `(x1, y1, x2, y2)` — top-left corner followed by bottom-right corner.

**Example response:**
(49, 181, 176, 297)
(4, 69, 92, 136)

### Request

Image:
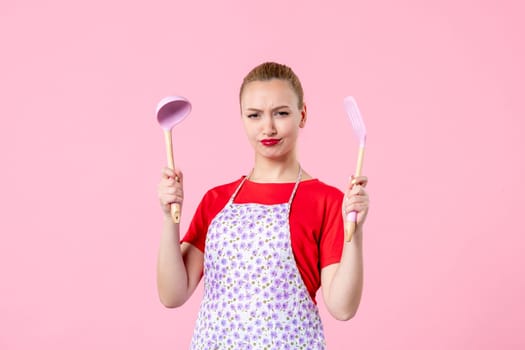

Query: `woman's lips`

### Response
(260, 138, 280, 146)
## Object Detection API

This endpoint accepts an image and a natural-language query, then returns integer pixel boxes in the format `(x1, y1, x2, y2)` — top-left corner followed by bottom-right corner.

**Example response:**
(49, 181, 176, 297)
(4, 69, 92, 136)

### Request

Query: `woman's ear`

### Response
(299, 103, 307, 128)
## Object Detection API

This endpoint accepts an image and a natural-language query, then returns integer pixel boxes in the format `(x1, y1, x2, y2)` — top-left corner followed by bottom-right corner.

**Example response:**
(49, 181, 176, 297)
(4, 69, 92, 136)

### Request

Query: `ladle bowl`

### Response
(156, 96, 192, 130)
(156, 96, 192, 223)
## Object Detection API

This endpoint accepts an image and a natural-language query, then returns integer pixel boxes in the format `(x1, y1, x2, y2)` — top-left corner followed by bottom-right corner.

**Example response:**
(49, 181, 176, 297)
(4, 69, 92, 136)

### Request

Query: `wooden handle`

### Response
(164, 129, 181, 223)
(355, 145, 365, 178)
(345, 146, 365, 242)
(344, 221, 356, 242)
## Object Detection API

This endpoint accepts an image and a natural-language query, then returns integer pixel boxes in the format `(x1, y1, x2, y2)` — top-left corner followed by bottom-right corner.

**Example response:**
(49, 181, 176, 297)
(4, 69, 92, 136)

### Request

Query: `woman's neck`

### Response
(249, 156, 301, 183)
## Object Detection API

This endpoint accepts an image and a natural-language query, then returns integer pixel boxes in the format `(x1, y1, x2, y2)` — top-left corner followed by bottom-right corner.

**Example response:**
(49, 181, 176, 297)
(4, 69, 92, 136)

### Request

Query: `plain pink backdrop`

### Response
(1, 0, 524, 349)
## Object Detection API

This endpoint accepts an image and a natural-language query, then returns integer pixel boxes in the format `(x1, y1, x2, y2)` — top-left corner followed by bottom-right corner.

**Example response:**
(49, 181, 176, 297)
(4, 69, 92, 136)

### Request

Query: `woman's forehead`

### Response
(241, 80, 298, 108)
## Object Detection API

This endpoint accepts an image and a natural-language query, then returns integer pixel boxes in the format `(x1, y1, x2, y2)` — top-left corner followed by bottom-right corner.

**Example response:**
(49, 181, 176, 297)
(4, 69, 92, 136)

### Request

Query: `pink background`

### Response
(1, 0, 524, 349)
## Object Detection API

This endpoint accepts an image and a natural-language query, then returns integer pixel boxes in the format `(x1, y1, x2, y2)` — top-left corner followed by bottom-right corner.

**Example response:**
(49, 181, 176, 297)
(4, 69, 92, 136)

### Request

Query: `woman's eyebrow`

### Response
(245, 105, 291, 112)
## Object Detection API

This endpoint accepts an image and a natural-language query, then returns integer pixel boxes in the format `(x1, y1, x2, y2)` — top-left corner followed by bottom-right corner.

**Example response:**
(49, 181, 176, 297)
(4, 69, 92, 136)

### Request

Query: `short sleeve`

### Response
(319, 188, 345, 268)
(181, 191, 222, 253)
(180, 181, 238, 252)
(180, 192, 211, 252)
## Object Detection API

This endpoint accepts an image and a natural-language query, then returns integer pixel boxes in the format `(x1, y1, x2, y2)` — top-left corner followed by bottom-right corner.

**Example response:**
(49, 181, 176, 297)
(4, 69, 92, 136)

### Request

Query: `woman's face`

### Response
(240, 79, 306, 161)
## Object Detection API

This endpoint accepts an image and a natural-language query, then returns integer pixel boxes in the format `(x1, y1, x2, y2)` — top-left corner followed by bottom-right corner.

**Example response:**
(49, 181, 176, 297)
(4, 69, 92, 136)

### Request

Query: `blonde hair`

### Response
(239, 62, 304, 109)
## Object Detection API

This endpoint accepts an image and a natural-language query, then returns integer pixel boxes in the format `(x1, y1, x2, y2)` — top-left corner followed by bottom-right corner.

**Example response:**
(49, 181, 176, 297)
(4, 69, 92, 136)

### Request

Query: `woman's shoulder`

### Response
(299, 170, 343, 197)
(300, 178, 344, 197)
(201, 176, 246, 201)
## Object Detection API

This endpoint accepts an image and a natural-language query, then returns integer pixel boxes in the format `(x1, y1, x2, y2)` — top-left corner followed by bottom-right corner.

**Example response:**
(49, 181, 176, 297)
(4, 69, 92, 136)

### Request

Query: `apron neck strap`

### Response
(229, 165, 303, 205)
(229, 175, 249, 203)
(287, 166, 302, 205)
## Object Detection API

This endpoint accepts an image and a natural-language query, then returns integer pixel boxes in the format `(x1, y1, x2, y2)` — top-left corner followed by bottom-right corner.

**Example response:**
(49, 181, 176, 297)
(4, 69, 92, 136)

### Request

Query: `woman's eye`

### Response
(277, 111, 289, 116)
(247, 113, 259, 118)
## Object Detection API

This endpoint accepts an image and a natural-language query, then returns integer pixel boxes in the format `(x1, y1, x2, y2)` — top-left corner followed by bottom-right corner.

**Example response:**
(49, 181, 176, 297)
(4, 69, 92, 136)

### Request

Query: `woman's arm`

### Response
(321, 232, 364, 320)
(321, 176, 368, 320)
(156, 167, 204, 308)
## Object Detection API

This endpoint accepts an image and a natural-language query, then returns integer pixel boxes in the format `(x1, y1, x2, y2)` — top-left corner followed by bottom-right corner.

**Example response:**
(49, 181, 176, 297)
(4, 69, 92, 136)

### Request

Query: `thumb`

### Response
(173, 168, 183, 184)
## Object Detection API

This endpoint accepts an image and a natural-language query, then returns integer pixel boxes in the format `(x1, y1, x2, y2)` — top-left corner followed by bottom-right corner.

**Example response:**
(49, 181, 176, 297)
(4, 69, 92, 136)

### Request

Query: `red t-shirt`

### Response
(181, 177, 345, 303)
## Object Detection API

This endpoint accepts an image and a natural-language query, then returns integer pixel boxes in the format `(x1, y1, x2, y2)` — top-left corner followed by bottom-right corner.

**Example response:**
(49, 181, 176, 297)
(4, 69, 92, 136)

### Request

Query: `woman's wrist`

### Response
(163, 215, 179, 227)
(346, 227, 363, 245)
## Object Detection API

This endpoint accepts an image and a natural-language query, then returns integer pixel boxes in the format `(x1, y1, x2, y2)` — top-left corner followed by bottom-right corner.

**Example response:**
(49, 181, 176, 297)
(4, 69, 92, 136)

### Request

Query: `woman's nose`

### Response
(261, 114, 277, 136)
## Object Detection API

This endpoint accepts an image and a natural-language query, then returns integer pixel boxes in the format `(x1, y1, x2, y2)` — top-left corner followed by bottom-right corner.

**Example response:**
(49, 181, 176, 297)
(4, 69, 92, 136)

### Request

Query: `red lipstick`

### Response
(261, 138, 280, 146)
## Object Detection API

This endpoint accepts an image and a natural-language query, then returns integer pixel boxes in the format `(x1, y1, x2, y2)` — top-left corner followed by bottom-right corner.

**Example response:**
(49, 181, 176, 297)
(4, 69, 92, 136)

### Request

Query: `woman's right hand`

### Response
(158, 167, 184, 219)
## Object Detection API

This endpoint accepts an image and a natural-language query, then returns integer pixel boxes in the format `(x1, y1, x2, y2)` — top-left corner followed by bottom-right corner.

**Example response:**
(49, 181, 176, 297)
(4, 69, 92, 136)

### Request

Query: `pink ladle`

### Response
(156, 96, 191, 223)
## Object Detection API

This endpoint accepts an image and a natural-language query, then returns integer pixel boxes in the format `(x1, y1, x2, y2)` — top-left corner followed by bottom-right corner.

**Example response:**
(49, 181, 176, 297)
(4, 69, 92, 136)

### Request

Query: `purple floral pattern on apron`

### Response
(190, 169, 326, 349)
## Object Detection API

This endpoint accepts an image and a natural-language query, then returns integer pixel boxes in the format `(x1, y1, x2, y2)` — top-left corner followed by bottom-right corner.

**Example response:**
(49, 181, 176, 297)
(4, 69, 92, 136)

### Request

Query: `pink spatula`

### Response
(344, 96, 367, 242)
(156, 96, 191, 223)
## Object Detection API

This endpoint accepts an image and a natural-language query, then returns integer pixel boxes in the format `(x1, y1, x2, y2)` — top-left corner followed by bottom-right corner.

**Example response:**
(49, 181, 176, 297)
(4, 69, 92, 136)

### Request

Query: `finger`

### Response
(158, 179, 175, 191)
(161, 193, 183, 205)
(349, 185, 364, 196)
(347, 195, 366, 204)
(161, 183, 183, 195)
(162, 167, 176, 179)
(173, 168, 184, 184)
(344, 189, 358, 204)
(174, 187, 183, 197)
(350, 175, 368, 188)
(160, 194, 176, 205)
(158, 183, 179, 199)
(358, 186, 368, 196)
(345, 194, 366, 210)
(343, 204, 358, 215)
(344, 203, 368, 214)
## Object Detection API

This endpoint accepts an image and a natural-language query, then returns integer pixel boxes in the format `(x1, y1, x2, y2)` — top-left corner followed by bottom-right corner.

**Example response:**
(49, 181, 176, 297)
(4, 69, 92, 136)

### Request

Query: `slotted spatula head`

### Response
(344, 96, 367, 147)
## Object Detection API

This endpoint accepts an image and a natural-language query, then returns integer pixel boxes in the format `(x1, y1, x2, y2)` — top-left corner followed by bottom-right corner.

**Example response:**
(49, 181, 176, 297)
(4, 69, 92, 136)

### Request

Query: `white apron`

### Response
(190, 169, 325, 349)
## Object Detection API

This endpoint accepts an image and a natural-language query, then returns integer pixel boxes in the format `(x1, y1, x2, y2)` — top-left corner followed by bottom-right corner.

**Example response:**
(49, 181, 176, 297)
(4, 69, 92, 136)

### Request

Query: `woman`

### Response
(157, 62, 369, 349)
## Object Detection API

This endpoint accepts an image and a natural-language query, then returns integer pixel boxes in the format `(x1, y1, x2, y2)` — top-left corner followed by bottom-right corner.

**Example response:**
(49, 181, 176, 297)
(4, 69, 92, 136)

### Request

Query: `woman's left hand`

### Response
(343, 175, 369, 228)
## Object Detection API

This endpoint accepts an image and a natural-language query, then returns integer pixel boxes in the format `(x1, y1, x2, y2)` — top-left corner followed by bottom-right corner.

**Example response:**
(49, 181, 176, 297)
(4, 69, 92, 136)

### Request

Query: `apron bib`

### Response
(190, 169, 325, 349)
